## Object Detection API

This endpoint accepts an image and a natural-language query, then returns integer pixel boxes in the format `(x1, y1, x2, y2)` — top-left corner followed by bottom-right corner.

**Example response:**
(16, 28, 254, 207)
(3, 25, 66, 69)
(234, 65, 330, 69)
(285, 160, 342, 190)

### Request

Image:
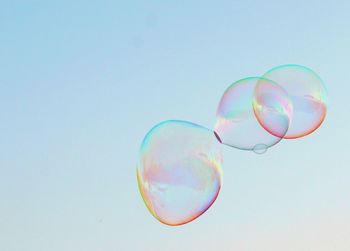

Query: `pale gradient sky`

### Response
(1, 0, 350, 250)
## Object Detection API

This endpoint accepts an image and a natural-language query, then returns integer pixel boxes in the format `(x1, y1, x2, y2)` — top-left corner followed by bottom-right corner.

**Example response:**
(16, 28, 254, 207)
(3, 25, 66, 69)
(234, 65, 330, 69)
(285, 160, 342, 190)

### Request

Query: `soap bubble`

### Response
(137, 120, 223, 226)
(262, 64, 327, 138)
(253, 144, 268, 154)
(215, 77, 292, 151)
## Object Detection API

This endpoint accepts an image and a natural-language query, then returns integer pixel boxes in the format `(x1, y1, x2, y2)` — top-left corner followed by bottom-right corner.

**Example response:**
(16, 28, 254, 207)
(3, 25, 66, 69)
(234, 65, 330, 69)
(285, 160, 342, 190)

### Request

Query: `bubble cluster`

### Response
(137, 64, 328, 226)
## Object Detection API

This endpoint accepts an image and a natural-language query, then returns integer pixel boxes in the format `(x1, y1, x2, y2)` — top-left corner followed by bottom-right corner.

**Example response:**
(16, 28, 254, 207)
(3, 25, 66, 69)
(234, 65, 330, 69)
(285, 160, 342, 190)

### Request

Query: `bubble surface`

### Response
(215, 77, 292, 151)
(262, 64, 327, 139)
(137, 120, 223, 226)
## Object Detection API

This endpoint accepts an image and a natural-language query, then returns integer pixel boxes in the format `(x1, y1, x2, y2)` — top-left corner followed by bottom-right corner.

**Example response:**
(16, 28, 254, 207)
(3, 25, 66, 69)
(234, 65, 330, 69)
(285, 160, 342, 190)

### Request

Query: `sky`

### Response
(1, 0, 350, 250)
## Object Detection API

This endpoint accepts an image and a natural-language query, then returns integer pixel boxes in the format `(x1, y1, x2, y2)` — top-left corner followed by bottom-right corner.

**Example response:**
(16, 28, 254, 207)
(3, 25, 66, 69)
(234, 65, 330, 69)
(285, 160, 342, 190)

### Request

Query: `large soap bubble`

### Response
(214, 77, 292, 151)
(137, 120, 223, 226)
(262, 64, 327, 139)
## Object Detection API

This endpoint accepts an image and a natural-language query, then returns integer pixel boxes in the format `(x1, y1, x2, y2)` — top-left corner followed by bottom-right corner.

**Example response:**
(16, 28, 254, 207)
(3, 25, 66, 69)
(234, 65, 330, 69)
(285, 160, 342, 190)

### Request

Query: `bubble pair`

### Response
(215, 65, 327, 153)
(137, 64, 328, 226)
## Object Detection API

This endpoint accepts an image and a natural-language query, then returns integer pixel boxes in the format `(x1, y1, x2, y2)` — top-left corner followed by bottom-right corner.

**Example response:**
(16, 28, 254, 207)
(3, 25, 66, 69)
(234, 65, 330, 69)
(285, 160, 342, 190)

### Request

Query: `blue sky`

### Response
(1, 0, 350, 250)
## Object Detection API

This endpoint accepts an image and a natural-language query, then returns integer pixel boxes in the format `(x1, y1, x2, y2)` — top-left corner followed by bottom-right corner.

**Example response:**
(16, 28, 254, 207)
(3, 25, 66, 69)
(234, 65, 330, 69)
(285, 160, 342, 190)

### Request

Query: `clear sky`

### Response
(1, 0, 350, 250)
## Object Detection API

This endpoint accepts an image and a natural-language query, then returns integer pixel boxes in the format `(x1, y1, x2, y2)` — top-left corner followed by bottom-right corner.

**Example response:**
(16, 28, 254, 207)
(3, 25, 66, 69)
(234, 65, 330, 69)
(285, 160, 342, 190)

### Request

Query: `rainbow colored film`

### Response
(214, 77, 292, 151)
(137, 120, 223, 226)
(262, 64, 327, 139)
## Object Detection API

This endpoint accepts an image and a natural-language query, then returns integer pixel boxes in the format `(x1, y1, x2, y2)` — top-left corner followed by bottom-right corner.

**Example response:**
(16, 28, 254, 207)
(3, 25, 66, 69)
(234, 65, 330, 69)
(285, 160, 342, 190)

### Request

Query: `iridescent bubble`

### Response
(262, 64, 328, 139)
(215, 77, 292, 151)
(137, 120, 223, 226)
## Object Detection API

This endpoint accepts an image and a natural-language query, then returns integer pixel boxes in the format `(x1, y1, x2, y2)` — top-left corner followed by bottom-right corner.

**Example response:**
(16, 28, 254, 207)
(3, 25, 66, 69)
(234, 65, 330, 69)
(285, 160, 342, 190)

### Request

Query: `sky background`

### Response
(1, 0, 350, 250)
